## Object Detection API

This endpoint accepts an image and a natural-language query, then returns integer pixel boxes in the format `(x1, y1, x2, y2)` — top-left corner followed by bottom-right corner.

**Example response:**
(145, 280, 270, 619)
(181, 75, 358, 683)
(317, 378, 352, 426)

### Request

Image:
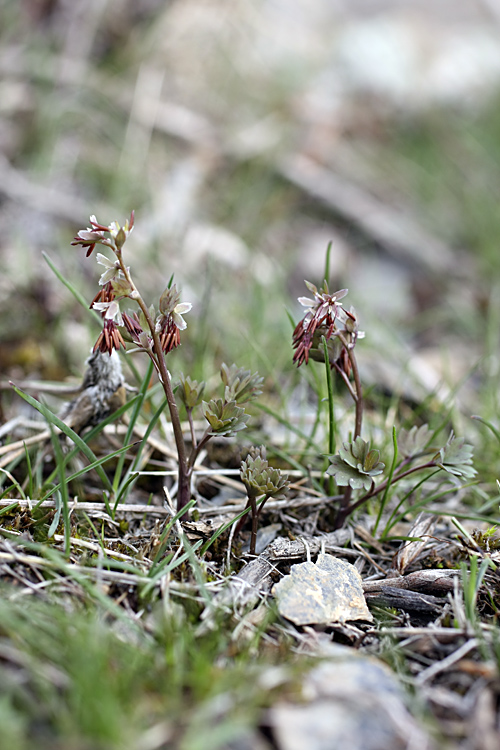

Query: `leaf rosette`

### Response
(327, 437, 385, 491)
(202, 398, 249, 437)
(240, 446, 289, 501)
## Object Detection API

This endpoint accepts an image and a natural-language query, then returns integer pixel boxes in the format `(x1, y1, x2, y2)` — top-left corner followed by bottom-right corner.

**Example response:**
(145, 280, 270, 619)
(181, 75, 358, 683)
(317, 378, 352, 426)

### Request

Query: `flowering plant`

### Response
(72, 213, 262, 516)
(292, 278, 476, 530)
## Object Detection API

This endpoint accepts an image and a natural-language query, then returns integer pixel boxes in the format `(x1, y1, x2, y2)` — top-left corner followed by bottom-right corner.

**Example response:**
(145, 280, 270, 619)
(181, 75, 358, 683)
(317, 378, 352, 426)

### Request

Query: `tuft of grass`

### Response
(0, 591, 292, 750)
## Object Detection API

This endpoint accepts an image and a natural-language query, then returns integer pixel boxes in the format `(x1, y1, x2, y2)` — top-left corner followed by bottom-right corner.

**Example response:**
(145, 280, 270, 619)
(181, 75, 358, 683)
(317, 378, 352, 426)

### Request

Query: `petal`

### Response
(332, 289, 348, 301)
(98, 267, 117, 285)
(298, 296, 315, 308)
(304, 280, 318, 295)
(106, 301, 123, 325)
(174, 302, 192, 315)
(172, 312, 187, 330)
(96, 253, 115, 268)
(78, 230, 102, 241)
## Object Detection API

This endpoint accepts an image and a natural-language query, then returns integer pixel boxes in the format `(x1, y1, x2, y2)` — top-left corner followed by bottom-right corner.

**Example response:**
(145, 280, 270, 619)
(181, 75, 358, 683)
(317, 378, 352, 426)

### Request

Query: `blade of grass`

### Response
(381, 469, 440, 538)
(49, 425, 71, 557)
(47, 490, 62, 539)
(472, 414, 500, 444)
(43, 252, 102, 323)
(11, 383, 114, 494)
(42, 394, 140, 490)
(0, 501, 19, 516)
(373, 426, 398, 535)
(37, 442, 138, 508)
(150, 499, 197, 569)
(23, 442, 34, 498)
(323, 240, 333, 286)
(180, 531, 211, 608)
(116, 391, 168, 507)
(200, 504, 252, 556)
(113, 360, 154, 494)
(0, 468, 26, 501)
(141, 540, 203, 598)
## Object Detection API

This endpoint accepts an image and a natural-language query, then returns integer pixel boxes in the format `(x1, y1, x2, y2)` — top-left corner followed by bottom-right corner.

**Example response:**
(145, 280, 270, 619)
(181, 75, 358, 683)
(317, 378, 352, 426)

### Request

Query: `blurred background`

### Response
(2, 0, 500, 435)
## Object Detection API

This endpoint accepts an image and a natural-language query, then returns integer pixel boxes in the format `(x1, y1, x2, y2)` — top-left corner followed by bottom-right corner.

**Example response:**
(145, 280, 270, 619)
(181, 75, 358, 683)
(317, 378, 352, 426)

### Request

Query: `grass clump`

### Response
(0, 594, 288, 750)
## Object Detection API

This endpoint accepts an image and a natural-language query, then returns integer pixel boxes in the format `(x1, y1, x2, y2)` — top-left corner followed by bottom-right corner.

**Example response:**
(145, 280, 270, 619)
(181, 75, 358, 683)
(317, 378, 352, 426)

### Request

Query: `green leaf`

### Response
(398, 424, 432, 458)
(435, 432, 476, 480)
(327, 437, 385, 490)
(327, 456, 375, 491)
(220, 363, 263, 404)
(202, 398, 249, 437)
(240, 446, 289, 500)
(176, 373, 205, 409)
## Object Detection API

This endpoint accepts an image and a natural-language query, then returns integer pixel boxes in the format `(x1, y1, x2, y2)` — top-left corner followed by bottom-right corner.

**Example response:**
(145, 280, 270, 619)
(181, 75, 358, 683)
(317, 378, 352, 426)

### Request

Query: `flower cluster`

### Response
(71, 212, 135, 257)
(70, 211, 264, 518)
(156, 287, 192, 355)
(90, 284, 126, 354)
(292, 281, 363, 371)
(72, 214, 191, 356)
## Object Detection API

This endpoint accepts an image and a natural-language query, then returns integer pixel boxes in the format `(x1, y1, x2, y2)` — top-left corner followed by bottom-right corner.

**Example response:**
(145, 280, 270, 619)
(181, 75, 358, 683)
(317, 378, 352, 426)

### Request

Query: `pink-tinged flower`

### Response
(155, 285, 192, 353)
(72, 211, 135, 256)
(93, 320, 126, 354)
(298, 281, 348, 327)
(90, 284, 126, 355)
(71, 229, 105, 257)
(169, 301, 192, 331)
(158, 316, 182, 354)
(122, 312, 153, 353)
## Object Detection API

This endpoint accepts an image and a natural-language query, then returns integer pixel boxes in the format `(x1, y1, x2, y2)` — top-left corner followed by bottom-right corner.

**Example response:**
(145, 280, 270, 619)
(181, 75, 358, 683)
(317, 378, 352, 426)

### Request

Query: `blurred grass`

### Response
(0, 593, 292, 750)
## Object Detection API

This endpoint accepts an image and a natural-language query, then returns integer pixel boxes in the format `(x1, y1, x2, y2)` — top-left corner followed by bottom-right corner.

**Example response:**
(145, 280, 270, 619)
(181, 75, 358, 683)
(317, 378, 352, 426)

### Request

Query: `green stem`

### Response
(334, 333, 363, 528)
(373, 426, 398, 535)
(321, 336, 336, 495)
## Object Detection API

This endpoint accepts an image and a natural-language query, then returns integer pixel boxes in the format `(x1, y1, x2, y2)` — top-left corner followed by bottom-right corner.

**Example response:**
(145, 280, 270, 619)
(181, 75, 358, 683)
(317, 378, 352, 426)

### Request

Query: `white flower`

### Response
(155, 301, 192, 333)
(171, 302, 192, 330)
(96, 253, 121, 285)
(108, 221, 121, 238)
(92, 300, 124, 326)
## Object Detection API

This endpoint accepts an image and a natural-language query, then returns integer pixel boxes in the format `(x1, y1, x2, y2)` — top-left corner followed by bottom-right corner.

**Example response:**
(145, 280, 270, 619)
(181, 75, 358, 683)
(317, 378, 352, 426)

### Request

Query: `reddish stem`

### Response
(119, 262, 191, 515)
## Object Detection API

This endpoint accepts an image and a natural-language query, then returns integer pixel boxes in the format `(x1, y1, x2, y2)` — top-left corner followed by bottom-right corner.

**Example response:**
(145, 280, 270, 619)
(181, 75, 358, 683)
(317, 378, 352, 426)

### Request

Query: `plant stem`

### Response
(334, 333, 363, 528)
(249, 497, 258, 555)
(372, 425, 398, 535)
(343, 459, 439, 518)
(119, 262, 191, 515)
(338, 332, 363, 440)
(322, 337, 336, 495)
(187, 408, 197, 448)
